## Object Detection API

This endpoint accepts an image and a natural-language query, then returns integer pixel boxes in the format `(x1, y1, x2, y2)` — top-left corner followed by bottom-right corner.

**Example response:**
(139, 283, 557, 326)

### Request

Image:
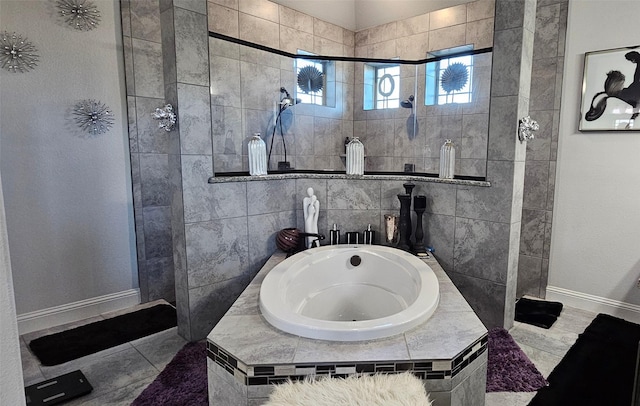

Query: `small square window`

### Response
(425, 47, 474, 106)
(364, 63, 400, 110)
(295, 57, 325, 106)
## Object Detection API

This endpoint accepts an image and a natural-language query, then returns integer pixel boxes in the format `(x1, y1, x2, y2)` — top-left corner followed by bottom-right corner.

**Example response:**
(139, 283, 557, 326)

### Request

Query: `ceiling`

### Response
(270, 0, 474, 31)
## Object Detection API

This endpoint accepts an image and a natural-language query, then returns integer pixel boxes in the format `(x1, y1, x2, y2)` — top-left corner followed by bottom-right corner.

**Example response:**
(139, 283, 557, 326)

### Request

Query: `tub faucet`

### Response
(297, 232, 325, 251)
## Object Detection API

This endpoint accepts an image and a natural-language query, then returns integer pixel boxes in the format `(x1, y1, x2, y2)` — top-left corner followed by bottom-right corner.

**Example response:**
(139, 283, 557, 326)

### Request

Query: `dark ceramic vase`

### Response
(276, 228, 300, 252)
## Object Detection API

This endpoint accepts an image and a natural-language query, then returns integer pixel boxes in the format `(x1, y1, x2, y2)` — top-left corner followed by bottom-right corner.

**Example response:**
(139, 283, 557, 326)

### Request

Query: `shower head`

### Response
(400, 95, 415, 108)
(279, 87, 301, 110)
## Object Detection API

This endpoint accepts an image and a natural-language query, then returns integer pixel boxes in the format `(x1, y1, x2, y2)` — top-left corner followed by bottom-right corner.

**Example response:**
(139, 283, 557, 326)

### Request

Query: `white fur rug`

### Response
(262, 373, 432, 406)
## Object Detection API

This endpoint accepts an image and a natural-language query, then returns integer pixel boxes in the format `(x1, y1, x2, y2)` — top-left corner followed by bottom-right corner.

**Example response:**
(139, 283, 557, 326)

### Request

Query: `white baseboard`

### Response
(546, 286, 640, 324)
(17, 289, 140, 335)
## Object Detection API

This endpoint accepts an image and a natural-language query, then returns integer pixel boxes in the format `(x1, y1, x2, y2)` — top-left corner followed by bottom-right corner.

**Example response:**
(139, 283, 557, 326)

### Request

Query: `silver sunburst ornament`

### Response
(73, 99, 114, 135)
(0, 31, 39, 73)
(58, 0, 101, 31)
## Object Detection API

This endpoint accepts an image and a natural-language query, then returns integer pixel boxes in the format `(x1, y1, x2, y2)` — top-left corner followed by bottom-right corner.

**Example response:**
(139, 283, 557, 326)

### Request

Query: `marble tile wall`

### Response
(121, 0, 175, 303)
(176, 171, 511, 339)
(207, 0, 495, 176)
(161, 0, 226, 340)
(125, 0, 546, 341)
(161, 0, 327, 338)
(444, 0, 536, 329)
(354, 0, 495, 176)
(517, 0, 568, 298)
(207, 0, 355, 172)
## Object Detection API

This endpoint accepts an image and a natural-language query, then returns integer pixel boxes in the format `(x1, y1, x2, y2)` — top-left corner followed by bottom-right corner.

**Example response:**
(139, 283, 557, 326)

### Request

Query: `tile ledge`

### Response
(208, 173, 490, 187)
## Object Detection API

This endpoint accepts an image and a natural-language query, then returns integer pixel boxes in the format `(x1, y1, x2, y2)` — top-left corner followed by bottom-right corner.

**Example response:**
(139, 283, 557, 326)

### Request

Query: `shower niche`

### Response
(208, 33, 492, 179)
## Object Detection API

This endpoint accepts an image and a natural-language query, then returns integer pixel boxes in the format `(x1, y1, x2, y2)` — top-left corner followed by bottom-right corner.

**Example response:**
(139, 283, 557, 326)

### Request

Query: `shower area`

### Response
(207, 31, 492, 178)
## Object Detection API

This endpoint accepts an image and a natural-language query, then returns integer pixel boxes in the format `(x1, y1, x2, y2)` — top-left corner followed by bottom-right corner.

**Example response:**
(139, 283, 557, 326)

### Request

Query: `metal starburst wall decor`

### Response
(57, 0, 101, 31)
(152, 104, 177, 132)
(0, 31, 39, 73)
(73, 99, 114, 135)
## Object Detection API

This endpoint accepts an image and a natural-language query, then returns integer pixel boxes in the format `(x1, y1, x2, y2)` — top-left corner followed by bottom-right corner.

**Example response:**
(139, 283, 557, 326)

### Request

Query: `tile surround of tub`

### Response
(208, 252, 488, 406)
(453, 217, 511, 284)
(248, 211, 297, 269)
(185, 216, 249, 287)
(201, 173, 525, 332)
(208, 341, 487, 385)
(448, 272, 507, 329)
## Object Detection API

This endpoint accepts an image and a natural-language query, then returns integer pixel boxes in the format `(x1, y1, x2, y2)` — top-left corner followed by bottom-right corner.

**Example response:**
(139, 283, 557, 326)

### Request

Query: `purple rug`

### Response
(132, 342, 208, 406)
(486, 327, 548, 392)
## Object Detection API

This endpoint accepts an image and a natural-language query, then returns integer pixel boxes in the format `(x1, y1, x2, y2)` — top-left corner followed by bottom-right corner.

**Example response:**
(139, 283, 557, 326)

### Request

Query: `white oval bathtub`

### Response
(259, 245, 440, 341)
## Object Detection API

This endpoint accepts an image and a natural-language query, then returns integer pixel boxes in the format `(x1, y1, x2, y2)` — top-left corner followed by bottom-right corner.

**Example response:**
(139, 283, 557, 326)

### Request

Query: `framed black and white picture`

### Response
(579, 45, 640, 131)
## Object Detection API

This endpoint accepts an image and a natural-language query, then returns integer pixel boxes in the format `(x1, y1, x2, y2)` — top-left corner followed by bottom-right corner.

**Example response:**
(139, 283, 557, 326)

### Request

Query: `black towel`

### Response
(515, 297, 563, 329)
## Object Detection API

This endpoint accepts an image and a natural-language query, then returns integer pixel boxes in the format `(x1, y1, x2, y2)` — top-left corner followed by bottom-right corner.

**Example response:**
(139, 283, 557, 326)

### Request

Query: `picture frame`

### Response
(579, 45, 640, 132)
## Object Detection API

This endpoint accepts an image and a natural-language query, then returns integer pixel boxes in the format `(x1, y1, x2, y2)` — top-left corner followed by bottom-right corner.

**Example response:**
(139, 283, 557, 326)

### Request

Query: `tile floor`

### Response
(20, 300, 188, 406)
(20, 300, 596, 406)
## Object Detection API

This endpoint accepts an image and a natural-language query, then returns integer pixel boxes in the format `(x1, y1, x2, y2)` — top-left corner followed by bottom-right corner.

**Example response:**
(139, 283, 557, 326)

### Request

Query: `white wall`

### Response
(0, 169, 26, 405)
(0, 2, 138, 319)
(0, 1, 26, 398)
(0, 1, 25, 394)
(0, 173, 26, 405)
(549, 0, 640, 314)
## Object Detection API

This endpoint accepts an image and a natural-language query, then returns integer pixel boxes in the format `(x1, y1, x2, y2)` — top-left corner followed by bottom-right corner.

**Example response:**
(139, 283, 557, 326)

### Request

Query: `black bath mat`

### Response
(515, 297, 563, 329)
(29, 304, 177, 366)
(529, 313, 640, 406)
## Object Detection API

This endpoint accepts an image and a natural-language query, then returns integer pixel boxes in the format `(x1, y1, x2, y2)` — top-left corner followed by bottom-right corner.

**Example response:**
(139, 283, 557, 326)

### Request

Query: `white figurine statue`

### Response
(303, 187, 320, 248)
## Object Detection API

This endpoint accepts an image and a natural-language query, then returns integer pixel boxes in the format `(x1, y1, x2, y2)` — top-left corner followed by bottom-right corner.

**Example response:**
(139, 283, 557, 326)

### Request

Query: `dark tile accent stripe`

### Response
(207, 333, 488, 386)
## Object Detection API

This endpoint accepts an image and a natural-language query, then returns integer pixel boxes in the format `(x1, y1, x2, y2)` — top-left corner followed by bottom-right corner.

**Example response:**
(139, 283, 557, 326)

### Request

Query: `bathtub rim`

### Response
(259, 245, 440, 342)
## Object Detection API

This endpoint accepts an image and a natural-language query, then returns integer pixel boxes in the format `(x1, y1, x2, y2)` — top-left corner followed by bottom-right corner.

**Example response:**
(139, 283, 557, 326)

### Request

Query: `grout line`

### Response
(130, 343, 163, 373)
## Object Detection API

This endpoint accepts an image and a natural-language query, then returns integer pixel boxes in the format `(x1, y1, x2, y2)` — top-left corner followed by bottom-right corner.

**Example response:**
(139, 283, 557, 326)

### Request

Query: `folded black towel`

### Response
(515, 312, 558, 329)
(515, 298, 563, 329)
